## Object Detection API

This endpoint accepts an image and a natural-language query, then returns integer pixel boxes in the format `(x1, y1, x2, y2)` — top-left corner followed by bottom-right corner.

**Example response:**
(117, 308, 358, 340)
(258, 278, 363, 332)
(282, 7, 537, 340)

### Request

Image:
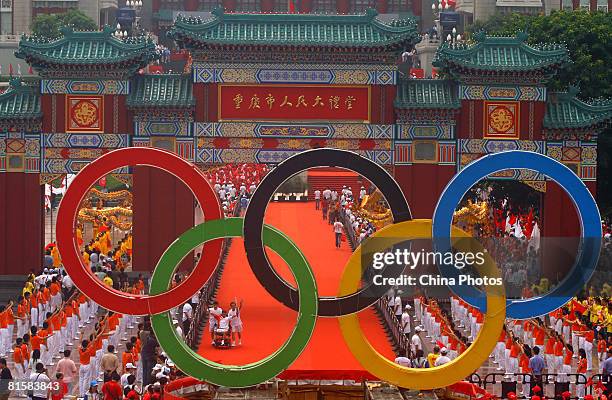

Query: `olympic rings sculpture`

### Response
(56, 147, 601, 389)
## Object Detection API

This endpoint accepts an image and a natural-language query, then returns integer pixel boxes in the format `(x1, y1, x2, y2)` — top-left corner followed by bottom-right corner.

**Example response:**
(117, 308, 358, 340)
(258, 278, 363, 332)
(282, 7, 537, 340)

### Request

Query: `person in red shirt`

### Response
(576, 348, 588, 398)
(50, 372, 68, 400)
(553, 335, 565, 374)
(101, 372, 123, 400)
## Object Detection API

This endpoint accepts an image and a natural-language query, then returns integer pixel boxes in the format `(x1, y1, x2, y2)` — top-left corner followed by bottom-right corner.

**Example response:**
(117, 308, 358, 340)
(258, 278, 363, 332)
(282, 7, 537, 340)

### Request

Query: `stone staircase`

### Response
(0, 275, 26, 305)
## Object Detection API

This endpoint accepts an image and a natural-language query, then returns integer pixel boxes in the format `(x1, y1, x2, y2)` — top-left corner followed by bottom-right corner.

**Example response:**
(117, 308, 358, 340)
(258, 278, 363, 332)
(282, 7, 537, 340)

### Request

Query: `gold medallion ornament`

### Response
(489, 106, 514, 133)
(72, 100, 98, 127)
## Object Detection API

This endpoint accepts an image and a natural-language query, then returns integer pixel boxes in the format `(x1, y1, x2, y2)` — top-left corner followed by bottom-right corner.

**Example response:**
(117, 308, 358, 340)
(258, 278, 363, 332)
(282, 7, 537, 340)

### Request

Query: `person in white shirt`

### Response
(333, 219, 344, 249)
(228, 300, 243, 346)
(215, 313, 232, 346)
(411, 327, 423, 355)
(314, 190, 321, 210)
(120, 363, 136, 387)
(394, 350, 411, 367)
(331, 190, 338, 201)
(29, 362, 51, 400)
(359, 186, 367, 201)
(394, 291, 403, 317)
(173, 319, 183, 338)
(208, 301, 223, 345)
(434, 348, 451, 366)
(182, 302, 193, 336)
(401, 305, 412, 335)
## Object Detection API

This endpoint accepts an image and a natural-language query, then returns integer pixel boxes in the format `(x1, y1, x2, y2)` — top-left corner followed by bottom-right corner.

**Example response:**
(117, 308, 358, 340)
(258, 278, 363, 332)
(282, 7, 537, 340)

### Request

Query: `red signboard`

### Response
(218, 84, 371, 122)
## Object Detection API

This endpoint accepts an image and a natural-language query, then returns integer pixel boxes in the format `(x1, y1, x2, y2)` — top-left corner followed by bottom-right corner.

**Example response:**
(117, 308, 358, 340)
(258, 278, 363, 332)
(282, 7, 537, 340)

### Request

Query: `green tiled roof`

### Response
(544, 89, 612, 130)
(395, 79, 459, 109)
(0, 79, 41, 119)
(433, 32, 570, 74)
(169, 7, 418, 49)
(127, 74, 194, 108)
(16, 26, 158, 71)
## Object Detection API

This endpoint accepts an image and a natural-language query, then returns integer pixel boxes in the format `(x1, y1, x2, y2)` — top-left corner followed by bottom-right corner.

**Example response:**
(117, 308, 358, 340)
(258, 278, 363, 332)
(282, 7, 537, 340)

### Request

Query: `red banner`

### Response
(218, 84, 370, 122)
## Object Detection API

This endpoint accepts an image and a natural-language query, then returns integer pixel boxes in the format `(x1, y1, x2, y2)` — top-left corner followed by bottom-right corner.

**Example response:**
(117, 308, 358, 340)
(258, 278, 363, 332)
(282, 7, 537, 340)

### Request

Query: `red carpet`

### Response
(197, 202, 395, 380)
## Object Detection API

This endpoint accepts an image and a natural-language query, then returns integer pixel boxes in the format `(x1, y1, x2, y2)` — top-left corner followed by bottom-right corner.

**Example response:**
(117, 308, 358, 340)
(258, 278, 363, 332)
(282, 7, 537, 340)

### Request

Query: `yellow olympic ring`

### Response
(338, 220, 506, 389)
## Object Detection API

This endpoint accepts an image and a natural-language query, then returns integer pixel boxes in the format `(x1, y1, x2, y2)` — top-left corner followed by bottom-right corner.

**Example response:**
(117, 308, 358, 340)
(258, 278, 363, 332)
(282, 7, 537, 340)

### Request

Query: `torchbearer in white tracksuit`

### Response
(229, 299, 244, 347)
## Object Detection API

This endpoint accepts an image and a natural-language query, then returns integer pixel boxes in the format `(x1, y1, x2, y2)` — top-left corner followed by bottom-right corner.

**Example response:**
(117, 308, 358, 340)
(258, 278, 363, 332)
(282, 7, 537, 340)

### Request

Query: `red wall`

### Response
(0, 173, 42, 275)
(132, 167, 195, 272)
(393, 164, 456, 219)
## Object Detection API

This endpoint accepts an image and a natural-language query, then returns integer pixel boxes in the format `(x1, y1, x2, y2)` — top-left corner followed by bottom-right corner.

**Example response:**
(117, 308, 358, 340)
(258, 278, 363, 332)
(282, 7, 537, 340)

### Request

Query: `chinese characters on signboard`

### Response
(218, 84, 370, 122)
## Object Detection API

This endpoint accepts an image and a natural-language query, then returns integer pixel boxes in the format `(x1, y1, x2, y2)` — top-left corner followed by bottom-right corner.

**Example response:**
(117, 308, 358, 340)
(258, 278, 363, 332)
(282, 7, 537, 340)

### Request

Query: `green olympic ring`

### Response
(149, 217, 318, 388)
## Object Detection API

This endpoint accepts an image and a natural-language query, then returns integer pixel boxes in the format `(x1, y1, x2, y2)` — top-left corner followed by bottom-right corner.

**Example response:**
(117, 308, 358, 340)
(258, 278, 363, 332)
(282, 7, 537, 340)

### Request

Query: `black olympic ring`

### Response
(243, 148, 412, 317)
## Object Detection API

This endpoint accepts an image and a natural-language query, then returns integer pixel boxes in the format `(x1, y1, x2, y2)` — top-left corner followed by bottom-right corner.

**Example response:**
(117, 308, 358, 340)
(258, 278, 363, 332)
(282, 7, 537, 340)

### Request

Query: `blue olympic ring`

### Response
(432, 150, 602, 320)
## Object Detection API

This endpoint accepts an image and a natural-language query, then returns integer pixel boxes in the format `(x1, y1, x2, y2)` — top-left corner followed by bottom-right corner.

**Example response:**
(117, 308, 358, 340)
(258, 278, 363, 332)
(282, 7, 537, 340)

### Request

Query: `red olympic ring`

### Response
(56, 147, 224, 315)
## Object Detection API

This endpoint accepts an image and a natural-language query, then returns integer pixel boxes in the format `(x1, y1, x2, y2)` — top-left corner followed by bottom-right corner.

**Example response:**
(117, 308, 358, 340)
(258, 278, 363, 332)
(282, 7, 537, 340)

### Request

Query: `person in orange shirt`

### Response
(560, 343, 573, 383)
(519, 350, 531, 396)
(0, 304, 10, 356)
(16, 295, 29, 339)
(136, 275, 145, 295)
(553, 334, 565, 374)
(507, 339, 521, 374)
(12, 338, 27, 397)
(5, 303, 15, 346)
(544, 332, 556, 372)
(122, 342, 135, 370)
(78, 339, 95, 396)
(49, 277, 61, 311)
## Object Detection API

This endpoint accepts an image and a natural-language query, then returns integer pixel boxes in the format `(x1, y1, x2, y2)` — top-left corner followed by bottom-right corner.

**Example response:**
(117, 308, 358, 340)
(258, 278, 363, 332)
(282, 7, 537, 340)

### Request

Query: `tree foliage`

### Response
(31, 9, 98, 39)
(468, 11, 612, 99)
(468, 11, 612, 216)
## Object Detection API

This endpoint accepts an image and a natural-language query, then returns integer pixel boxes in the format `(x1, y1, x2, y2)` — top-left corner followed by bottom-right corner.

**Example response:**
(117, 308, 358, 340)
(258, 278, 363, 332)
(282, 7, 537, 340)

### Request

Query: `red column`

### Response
(376, 0, 388, 13)
(261, 0, 275, 11)
(301, 0, 313, 12)
(608, 0, 611, 12)
(412, 0, 422, 18)
(222, 0, 236, 11)
(184, 0, 198, 11)
(132, 167, 195, 272)
(572, 0, 579, 9)
(0, 173, 42, 274)
(589, 0, 597, 9)
(336, 0, 350, 13)
(393, 165, 455, 218)
(152, 0, 161, 12)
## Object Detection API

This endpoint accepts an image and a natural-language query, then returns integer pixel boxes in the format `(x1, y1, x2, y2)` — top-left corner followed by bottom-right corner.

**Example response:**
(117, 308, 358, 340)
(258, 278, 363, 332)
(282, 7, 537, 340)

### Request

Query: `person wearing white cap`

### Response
(411, 327, 423, 355)
(121, 363, 136, 387)
(401, 304, 412, 336)
(173, 319, 183, 338)
(393, 290, 403, 317)
(434, 348, 451, 366)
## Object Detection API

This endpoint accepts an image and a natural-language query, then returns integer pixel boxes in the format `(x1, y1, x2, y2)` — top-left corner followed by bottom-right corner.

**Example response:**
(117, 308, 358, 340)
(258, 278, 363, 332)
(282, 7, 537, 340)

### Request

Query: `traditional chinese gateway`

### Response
(1, 8, 611, 272)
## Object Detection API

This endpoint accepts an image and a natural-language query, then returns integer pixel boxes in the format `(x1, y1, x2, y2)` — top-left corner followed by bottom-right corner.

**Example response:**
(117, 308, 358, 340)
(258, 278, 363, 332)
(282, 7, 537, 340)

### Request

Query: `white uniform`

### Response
(228, 308, 243, 332)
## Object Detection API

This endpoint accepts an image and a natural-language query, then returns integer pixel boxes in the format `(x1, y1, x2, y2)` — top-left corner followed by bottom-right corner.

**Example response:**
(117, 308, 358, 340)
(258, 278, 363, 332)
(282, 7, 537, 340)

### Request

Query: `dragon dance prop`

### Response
(357, 190, 393, 229)
(85, 188, 133, 204)
(77, 206, 133, 231)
